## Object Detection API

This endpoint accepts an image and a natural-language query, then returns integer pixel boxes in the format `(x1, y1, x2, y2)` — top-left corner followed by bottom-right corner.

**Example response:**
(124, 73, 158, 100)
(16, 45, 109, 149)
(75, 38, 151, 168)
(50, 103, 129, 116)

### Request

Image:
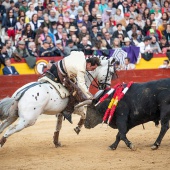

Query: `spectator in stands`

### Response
(138, 36, 152, 54)
(22, 23, 35, 46)
(35, 1, 45, 12)
(2, 58, 19, 75)
(43, 3, 52, 15)
(105, 21, 114, 35)
(56, 15, 64, 27)
(98, 0, 108, 14)
(60, 31, 68, 48)
(49, 9, 58, 22)
(102, 9, 113, 24)
(3, 9, 17, 43)
(118, 0, 129, 18)
(18, 10, 29, 23)
(114, 9, 123, 22)
(54, 39, 65, 56)
(41, 14, 52, 28)
(38, 26, 55, 45)
(83, 14, 91, 30)
(83, 2, 91, 15)
(29, 14, 41, 32)
(113, 23, 128, 39)
(27, 42, 38, 57)
(143, 18, 152, 35)
(68, 26, 78, 39)
(153, 5, 162, 26)
(37, 9, 44, 24)
(20, 0, 29, 13)
(129, 5, 138, 19)
(161, 1, 170, 13)
(117, 33, 125, 47)
(163, 22, 170, 43)
(104, 32, 113, 49)
(12, 40, 28, 60)
(150, 36, 162, 53)
(71, 34, 79, 46)
(2, 0, 10, 10)
(112, 38, 121, 49)
(127, 24, 139, 39)
(55, 24, 64, 40)
(123, 37, 132, 47)
(68, 2, 77, 16)
(62, 0, 70, 12)
(131, 33, 140, 46)
(135, 14, 145, 30)
(76, 20, 84, 34)
(121, 57, 135, 70)
(5, 40, 15, 58)
(0, 1, 6, 23)
(39, 41, 54, 57)
(142, 8, 150, 21)
(147, 21, 162, 41)
(0, 45, 9, 66)
(159, 36, 170, 53)
(63, 39, 78, 57)
(88, 8, 97, 22)
(78, 36, 92, 55)
(96, 14, 103, 30)
(158, 59, 170, 68)
(69, 14, 76, 27)
(76, 8, 84, 22)
(26, 4, 37, 21)
(46, 35, 54, 48)
(126, 17, 141, 33)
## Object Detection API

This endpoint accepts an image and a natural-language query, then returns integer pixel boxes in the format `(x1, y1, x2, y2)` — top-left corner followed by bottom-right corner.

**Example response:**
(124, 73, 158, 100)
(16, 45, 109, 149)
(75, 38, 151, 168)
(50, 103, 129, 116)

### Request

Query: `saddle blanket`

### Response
(38, 76, 70, 99)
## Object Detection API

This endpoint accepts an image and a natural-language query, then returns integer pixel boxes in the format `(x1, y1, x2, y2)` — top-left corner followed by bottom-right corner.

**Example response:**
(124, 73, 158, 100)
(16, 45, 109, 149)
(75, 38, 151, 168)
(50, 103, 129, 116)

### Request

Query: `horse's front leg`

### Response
(73, 106, 87, 135)
(53, 113, 63, 147)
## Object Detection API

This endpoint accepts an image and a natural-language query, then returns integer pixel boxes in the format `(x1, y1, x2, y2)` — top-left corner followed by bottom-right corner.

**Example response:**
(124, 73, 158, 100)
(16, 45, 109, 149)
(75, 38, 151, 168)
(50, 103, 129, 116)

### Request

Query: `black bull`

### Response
(85, 78, 170, 150)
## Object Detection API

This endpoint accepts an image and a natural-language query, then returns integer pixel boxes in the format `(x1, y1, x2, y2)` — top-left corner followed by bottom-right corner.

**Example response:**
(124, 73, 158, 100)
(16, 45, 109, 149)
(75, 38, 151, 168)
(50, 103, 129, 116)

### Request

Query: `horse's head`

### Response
(96, 60, 115, 89)
(85, 58, 117, 90)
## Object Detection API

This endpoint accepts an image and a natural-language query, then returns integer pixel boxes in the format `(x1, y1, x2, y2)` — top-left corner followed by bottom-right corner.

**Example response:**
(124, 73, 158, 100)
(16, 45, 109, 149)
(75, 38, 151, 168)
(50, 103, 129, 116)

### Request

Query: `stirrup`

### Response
(62, 112, 73, 124)
(74, 100, 92, 108)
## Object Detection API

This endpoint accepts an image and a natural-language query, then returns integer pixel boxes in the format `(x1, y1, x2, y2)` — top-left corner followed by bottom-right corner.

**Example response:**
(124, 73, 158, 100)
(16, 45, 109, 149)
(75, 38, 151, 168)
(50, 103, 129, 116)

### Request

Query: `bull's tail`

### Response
(0, 97, 18, 121)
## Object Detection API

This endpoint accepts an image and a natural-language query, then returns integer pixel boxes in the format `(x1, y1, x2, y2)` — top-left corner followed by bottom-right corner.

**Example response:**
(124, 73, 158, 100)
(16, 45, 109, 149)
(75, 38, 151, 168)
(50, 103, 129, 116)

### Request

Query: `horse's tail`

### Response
(0, 97, 18, 121)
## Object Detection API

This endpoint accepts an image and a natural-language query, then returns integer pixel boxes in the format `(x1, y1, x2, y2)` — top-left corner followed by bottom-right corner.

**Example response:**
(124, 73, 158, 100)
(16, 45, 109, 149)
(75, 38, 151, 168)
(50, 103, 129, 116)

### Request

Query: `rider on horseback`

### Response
(47, 51, 101, 125)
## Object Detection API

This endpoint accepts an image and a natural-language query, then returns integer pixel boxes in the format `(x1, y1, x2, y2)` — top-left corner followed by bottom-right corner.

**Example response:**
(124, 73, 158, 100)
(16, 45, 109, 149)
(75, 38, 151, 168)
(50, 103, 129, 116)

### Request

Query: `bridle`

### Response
(86, 60, 116, 90)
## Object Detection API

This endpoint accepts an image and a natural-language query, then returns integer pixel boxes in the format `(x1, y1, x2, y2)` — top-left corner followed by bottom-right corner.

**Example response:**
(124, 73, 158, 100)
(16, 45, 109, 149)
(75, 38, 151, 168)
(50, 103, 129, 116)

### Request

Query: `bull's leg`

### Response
(116, 117, 135, 150)
(53, 113, 63, 147)
(151, 106, 170, 150)
(109, 132, 121, 150)
(0, 116, 18, 134)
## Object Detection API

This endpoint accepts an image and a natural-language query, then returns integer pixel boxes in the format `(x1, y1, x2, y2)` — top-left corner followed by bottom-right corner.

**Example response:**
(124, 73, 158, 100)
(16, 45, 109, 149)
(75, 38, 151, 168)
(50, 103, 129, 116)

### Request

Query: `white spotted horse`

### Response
(0, 58, 116, 147)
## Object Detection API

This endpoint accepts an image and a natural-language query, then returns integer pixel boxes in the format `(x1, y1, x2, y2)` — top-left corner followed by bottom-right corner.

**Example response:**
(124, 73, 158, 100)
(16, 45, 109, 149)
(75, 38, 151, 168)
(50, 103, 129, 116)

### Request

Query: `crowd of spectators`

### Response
(0, 0, 170, 71)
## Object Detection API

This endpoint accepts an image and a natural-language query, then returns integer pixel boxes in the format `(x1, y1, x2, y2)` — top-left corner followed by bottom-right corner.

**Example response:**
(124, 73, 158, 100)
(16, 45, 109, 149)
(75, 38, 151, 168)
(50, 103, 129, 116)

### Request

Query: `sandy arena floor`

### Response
(0, 115, 170, 170)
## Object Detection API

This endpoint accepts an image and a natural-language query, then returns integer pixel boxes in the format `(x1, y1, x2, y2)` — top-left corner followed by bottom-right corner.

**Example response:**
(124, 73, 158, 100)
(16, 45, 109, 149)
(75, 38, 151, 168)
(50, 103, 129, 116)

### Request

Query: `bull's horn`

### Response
(74, 100, 92, 108)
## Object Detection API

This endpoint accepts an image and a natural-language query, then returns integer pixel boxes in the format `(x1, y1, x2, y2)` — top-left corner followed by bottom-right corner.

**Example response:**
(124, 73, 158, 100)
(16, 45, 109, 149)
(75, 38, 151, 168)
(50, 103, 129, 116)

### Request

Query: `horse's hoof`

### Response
(130, 143, 136, 151)
(74, 127, 81, 135)
(108, 145, 116, 150)
(151, 144, 159, 150)
(0, 137, 6, 147)
(55, 142, 61, 148)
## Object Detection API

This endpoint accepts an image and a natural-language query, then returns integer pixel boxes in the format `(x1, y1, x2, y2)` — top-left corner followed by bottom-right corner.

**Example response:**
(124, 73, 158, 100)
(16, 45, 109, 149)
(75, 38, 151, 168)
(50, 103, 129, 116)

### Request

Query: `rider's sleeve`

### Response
(77, 71, 92, 99)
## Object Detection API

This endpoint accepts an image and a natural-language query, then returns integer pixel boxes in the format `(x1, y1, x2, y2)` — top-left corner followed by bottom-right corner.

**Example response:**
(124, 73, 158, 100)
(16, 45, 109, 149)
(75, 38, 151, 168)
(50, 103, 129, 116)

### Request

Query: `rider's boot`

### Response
(62, 111, 72, 124)
(74, 119, 85, 135)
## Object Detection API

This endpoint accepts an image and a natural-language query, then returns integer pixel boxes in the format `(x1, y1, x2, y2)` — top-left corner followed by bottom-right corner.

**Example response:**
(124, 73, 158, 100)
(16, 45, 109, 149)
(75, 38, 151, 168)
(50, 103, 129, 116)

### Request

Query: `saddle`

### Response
(38, 76, 70, 99)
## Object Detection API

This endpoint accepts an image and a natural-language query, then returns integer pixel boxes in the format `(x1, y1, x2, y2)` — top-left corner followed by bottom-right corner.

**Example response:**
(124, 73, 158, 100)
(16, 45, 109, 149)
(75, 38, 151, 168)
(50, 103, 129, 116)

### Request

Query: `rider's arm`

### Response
(77, 71, 93, 99)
